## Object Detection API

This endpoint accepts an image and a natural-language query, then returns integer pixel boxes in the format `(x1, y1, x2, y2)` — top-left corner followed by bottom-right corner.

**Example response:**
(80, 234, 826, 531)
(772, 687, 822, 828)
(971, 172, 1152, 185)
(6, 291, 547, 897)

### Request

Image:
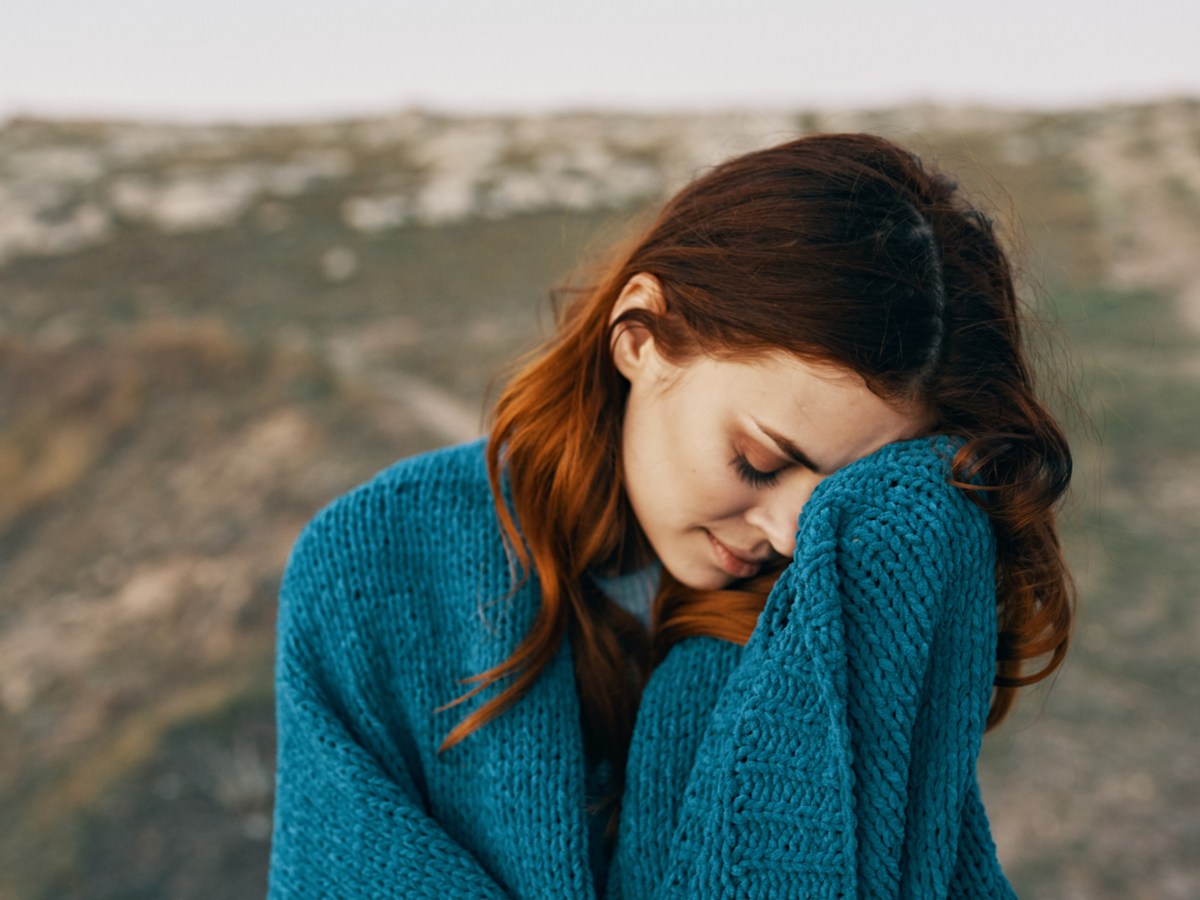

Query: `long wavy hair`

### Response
(437, 133, 1074, 840)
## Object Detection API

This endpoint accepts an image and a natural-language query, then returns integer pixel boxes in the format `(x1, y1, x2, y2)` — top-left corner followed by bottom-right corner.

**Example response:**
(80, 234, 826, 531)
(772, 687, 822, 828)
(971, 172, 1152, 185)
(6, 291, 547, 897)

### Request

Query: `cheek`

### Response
(626, 386, 750, 524)
(623, 400, 696, 524)
(678, 454, 757, 522)
(667, 420, 756, 520)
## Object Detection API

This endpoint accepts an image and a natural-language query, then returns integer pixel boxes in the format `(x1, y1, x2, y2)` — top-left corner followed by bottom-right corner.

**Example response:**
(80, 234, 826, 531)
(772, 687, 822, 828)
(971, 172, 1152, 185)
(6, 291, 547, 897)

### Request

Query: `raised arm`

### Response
(607, 437, 1015, 899)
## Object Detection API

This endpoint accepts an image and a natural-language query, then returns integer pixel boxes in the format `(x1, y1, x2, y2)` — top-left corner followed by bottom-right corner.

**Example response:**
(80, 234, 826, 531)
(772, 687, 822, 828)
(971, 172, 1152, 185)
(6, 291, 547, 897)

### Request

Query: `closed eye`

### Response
(732, 452, 780, 489)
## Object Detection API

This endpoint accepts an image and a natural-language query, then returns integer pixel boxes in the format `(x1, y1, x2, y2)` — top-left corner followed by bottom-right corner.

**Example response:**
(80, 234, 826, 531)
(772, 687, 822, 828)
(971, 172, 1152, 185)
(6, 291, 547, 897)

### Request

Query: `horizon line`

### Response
(4, 88, 1198, 128)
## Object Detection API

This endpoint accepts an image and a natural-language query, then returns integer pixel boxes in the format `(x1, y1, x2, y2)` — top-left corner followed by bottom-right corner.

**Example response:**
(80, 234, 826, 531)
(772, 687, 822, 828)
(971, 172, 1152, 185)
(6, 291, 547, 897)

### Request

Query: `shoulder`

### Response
(287, 438, 493, 572)
(275, 440, 524, 762)
(333, 435, 493, 523)
(278, 438, 510, 650)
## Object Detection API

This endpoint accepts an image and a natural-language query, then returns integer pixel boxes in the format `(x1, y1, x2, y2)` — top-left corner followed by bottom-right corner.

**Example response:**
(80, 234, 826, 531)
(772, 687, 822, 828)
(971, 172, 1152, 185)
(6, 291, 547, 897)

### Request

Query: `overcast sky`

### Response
(3, 1, 1197, 120)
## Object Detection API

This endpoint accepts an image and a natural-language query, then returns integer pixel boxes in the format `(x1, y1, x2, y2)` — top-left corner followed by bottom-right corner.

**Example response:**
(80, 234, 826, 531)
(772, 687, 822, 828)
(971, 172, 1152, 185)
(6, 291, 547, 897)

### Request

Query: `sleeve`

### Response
(267, 513, 509, 900)
(606, 438, 1013, 899)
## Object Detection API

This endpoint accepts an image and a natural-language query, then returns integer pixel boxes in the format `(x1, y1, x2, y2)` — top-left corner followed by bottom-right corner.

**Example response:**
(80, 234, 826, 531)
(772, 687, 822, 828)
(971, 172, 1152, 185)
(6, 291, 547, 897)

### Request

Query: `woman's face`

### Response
(612, 275, 930, 591)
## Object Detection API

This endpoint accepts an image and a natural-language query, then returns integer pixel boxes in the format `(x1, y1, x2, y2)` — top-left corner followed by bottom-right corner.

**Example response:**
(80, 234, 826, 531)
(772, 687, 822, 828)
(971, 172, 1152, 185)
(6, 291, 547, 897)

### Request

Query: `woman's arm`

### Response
(270, 660, 509, 898)
(268, 514, 509, 900)
(608, 437, 1015, 899)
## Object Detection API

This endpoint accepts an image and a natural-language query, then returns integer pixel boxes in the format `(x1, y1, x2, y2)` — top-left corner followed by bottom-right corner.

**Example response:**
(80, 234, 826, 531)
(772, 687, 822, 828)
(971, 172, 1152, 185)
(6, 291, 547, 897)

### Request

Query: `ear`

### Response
(610, 273, 665, 381)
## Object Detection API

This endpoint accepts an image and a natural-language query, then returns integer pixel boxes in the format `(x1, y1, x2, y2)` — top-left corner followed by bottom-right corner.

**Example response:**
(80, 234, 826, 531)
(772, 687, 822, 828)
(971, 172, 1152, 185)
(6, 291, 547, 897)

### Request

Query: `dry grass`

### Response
(1, 101, 1197, 898)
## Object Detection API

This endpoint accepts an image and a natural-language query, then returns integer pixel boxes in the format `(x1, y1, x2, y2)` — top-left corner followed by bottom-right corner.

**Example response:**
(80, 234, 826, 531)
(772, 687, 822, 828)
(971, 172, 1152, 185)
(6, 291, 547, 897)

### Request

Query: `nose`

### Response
(744, 472, 824, 559)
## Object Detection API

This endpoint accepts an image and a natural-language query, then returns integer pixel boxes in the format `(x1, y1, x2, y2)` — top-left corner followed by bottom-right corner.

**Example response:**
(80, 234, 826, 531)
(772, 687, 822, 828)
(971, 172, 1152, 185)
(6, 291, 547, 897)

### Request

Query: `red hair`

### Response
(437, 133, 1075, 838)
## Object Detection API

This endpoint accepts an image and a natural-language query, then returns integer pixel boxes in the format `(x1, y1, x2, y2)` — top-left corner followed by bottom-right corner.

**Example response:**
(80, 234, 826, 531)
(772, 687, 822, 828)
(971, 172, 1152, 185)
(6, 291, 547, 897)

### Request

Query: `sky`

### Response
(3, 0, 1198, 121)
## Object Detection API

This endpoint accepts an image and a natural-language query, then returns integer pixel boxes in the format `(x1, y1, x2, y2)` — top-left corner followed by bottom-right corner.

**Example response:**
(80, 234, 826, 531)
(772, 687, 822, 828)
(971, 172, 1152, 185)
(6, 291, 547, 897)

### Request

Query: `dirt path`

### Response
(363, 370, 484, 443)
(326, 331, 484, 444)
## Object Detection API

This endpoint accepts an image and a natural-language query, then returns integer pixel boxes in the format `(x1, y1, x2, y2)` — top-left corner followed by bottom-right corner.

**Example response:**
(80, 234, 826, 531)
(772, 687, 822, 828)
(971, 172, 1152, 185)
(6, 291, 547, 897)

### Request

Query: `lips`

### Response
(705, 530, 765, 580)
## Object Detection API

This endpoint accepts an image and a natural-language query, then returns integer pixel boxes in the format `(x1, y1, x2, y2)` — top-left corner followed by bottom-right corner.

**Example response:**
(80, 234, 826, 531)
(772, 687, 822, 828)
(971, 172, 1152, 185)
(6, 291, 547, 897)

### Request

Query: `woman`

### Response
(268, 133, 1073, 898)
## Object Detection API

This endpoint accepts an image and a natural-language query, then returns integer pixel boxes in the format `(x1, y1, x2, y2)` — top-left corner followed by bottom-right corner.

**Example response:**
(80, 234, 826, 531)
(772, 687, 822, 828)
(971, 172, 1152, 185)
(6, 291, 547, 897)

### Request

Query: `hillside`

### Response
(1, 100, 1198, 898)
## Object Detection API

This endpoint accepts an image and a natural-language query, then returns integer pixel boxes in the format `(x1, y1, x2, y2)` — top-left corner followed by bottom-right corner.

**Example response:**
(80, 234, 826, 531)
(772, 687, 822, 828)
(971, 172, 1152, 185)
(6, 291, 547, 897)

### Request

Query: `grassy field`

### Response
(978, 282, 1200, 897)
(2, 104, 1198, 898)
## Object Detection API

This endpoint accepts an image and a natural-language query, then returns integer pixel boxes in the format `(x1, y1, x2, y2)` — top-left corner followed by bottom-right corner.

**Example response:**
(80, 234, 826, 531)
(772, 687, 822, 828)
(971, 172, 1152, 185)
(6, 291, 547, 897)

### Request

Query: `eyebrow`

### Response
(753, 420, 830, 475)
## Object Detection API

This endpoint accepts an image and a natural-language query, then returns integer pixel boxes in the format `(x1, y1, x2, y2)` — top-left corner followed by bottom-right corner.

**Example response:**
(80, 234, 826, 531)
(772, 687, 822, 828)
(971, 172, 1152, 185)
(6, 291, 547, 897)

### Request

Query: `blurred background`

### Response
(1, 2, 1198, 897)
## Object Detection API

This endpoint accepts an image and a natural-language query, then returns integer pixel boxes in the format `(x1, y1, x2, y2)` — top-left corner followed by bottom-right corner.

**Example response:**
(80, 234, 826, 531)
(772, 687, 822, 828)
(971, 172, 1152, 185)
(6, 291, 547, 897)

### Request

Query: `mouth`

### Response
(705, 530, 765, 580)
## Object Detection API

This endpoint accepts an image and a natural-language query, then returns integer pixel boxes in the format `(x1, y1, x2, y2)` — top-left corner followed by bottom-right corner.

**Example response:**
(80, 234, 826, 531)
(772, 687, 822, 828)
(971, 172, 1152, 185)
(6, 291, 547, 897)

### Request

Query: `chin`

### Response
(663, 562, 731, 592)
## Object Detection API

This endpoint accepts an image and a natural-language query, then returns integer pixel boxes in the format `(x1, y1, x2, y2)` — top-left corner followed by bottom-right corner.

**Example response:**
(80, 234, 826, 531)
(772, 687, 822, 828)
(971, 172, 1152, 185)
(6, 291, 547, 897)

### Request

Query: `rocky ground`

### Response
(1, 100, 1198, 898)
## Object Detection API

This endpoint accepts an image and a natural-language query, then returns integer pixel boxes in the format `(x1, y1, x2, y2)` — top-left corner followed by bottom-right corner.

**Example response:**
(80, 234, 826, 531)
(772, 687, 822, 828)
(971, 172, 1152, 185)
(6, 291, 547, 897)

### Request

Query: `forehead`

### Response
(679, 352, 929, 461)
(680, 352, 868, 402)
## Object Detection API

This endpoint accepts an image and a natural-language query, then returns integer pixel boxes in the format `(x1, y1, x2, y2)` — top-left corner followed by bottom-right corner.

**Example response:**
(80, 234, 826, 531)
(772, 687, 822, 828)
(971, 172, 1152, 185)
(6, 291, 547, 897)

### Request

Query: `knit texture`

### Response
(268, 436, 1015, 898)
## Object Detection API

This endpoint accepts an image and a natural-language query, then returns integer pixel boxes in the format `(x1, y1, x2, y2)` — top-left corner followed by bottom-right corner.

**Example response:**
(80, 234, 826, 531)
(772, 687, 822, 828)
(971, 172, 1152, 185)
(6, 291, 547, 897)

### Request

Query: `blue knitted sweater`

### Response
(268, 437, 1015, 898)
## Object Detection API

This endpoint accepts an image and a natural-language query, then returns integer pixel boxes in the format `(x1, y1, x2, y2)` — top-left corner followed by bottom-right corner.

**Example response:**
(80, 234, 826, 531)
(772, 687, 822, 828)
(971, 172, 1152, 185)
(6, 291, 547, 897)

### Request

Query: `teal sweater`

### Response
(268, 437, 1015, 898)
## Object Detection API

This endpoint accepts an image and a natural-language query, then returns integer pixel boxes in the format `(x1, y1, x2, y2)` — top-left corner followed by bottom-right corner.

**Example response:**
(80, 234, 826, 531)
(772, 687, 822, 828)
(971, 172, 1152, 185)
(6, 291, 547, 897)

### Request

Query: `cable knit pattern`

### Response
(268, 436, 1015, 898)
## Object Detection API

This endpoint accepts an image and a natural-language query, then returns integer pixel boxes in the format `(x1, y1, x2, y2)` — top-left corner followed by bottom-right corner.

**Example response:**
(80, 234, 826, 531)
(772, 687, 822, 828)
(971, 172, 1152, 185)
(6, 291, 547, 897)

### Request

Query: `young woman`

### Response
(268, 133, 1073, 898)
